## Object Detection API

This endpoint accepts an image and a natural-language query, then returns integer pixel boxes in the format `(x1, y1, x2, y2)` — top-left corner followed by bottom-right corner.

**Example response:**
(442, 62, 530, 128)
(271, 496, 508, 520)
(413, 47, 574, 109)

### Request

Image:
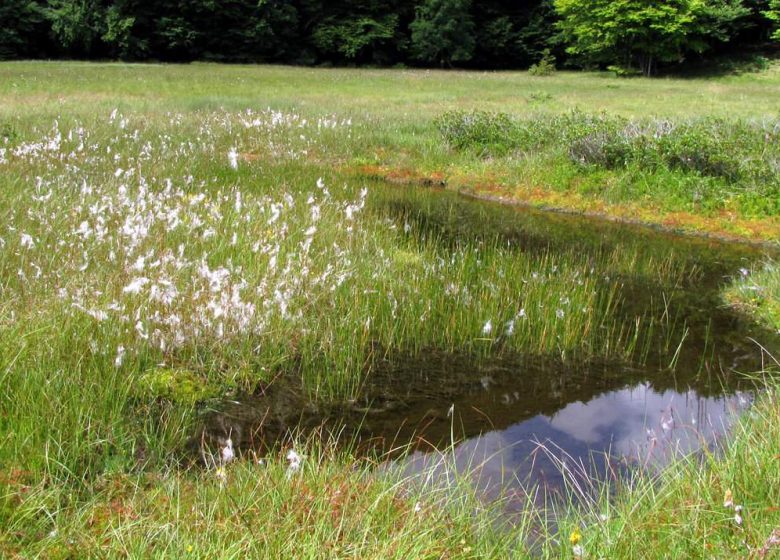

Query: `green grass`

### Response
(1, 62, 779, 558)
(2, 62, 780, 240)
(724, 262, 780, 334)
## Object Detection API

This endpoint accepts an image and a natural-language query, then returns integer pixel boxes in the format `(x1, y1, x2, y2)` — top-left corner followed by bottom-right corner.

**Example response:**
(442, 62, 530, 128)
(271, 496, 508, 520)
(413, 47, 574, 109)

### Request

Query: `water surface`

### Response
(196, 184, 777, 500)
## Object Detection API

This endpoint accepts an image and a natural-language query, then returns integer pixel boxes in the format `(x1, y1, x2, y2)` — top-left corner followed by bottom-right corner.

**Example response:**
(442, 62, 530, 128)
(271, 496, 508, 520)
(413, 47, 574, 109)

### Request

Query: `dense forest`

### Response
(2, 0, 779, 74)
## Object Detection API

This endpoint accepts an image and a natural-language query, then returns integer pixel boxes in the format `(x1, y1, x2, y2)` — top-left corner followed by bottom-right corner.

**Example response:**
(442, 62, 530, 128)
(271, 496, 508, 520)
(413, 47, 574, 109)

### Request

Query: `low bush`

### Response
(437, 110, 780, 184)
(528, 49, 557, 77)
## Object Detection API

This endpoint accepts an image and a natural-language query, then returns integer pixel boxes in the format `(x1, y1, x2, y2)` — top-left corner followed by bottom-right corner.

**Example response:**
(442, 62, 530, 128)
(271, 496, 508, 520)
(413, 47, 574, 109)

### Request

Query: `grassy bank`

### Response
(724, 261, 780, 334)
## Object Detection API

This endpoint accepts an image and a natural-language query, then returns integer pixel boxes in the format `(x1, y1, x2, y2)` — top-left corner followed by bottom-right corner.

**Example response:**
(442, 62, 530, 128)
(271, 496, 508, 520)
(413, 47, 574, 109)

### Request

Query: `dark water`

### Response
(195, 184, 778, 500)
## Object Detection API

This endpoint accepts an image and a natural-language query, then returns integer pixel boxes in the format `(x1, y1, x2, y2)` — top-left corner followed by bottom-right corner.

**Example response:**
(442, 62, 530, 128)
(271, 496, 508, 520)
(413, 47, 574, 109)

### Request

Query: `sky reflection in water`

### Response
(392, 383, 751, 506)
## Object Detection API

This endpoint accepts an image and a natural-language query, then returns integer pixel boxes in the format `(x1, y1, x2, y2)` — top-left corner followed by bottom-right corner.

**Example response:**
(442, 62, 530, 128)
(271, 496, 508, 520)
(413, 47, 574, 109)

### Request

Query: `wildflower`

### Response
(482, 320, 492, 335)
(734, 505, 743, 526)
(572, 544, 584, 558)
(114, 345, 125, 368)
(221, 438, 235, 464)
(228, 147, 238, 170)
(505, 319, 515, 336)
(723, 489, 734, 508)
(413, 502, 422, 513)
(286, 449, 302, 476)
(215, 466, 227, 486)
(20, 233, 35, 249)
(556, 308, 565, 319)
(123, 277, 149, 295)
(569, 527, 581, 546)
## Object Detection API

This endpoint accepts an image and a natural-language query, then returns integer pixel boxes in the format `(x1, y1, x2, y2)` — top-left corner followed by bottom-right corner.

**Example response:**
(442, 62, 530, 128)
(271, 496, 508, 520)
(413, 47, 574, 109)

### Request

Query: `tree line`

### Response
(2, 0, 779, 75)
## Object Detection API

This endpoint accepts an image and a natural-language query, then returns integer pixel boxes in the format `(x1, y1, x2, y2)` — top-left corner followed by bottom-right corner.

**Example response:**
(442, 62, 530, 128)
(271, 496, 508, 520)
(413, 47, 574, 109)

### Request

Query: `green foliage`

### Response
(0, 0, 46, 60)
(0, 122, 19, 142)
(767, 0, 780, 39)
(47, 0, 107, 54)
(313, 15, 399, 62)
(435, 110, 519, 156)
(410, 0, 475, 66)
(137, 367, 218, 405)
(101, 6, 135, 59)
(0, 0, 774, 70)
(554, 0, 751, 76)
(528, 48, 557, 75)
(437, 109, 780, 214)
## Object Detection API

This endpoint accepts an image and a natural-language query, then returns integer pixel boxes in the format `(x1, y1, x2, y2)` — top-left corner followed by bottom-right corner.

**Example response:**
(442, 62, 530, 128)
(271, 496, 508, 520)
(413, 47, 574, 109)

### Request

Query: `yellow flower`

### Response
(724, 489, 734, 508)
(569, 527, 582, 546)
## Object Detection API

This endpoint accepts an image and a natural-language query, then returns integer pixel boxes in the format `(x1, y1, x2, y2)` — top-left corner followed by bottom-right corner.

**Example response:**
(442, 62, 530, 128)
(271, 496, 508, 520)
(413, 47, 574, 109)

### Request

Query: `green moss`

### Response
(137, 367, 219, 405)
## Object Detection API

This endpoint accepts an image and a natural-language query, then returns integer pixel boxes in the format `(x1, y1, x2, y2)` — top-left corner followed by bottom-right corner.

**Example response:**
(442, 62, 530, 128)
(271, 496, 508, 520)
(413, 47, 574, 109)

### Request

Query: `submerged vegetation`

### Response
(1, 63, 779, 558)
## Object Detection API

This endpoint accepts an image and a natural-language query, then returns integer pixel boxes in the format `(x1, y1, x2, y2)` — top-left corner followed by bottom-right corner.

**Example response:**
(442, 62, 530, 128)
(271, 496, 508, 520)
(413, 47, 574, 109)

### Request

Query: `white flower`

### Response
(123, 277, 149, 295)
(734, 505, 744, 526)
(572, 544, 584, 558)
(20, 233, 35, 249)
(114, 345, 125, 368)
(556, 309, 565, 319)
(228, 147, 238, 170)
(286, 449, 302, 476)
(221, 438, 235, 464)
(482, 320, 492, 335)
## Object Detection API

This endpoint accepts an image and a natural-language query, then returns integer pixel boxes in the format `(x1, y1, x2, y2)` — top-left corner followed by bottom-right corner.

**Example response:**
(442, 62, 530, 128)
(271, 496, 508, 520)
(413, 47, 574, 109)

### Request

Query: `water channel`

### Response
(195, 183, 778, 504)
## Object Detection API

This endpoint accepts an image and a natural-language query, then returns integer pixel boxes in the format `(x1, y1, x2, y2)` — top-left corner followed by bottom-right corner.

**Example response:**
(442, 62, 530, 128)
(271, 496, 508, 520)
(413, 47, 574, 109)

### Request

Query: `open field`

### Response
(3, 61, 780, 241)
(1, 62, 779, 558)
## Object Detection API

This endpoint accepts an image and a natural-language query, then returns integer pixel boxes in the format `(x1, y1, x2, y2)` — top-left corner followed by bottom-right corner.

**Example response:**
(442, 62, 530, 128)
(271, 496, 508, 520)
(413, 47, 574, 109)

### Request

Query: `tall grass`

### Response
(0, 111, 693, 403)
(723, 260, 780, 334)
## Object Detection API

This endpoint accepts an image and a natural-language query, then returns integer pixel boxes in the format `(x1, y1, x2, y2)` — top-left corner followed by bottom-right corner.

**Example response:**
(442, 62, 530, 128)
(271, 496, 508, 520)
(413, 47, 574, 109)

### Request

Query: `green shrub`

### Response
(434, 110, 519, 156)
(528, 49, 557, 77)
(440, 111, 780, 182)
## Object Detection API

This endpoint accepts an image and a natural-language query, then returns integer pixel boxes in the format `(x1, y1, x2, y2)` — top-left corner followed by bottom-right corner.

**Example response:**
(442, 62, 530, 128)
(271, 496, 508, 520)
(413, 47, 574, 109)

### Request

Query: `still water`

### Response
(196, 184, 777, 501)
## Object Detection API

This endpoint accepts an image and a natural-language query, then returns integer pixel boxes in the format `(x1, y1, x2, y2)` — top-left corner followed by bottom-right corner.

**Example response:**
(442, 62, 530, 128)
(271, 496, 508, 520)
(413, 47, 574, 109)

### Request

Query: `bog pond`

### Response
(196, 183, 777, 503)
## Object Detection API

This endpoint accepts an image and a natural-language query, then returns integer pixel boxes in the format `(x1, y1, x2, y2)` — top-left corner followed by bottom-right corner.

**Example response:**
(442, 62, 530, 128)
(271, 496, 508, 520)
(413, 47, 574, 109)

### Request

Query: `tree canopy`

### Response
(1, 0, 777, 74)
(555, 0, 751, 75)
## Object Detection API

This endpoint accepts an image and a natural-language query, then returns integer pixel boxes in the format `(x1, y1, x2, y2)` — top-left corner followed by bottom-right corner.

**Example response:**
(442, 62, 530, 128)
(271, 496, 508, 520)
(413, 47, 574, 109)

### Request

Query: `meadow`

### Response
(1, 62, 779, 558)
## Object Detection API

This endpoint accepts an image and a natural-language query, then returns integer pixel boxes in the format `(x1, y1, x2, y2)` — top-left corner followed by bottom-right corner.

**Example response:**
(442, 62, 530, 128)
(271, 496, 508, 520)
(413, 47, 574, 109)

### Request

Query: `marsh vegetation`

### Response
(1, 63, 779, 558)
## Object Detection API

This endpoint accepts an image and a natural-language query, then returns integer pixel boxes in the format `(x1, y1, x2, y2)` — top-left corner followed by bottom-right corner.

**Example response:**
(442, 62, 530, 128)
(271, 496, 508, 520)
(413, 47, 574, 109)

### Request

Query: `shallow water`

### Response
(197, 184, 777, 499)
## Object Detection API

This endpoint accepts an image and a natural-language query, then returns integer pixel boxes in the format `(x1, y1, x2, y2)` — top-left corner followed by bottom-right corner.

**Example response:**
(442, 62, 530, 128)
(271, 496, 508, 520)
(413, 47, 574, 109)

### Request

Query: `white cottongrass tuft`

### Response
(221, 438, 235, 464)
(286, 449, 302, 477)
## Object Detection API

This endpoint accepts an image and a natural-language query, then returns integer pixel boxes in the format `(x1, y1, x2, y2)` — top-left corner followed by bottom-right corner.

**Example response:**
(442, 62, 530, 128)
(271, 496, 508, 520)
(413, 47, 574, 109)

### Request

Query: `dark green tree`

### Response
(0, 0, 48, 59)
(410, 0, 475, 66)
(47, 0, 109, 56)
